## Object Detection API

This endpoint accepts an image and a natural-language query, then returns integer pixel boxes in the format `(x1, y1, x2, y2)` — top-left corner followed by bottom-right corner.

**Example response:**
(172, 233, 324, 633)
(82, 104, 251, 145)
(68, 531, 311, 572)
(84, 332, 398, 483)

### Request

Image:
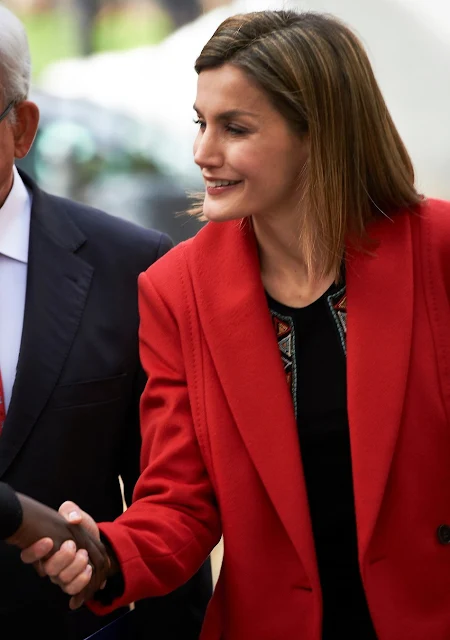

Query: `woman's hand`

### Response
(20, 500, 111, 609)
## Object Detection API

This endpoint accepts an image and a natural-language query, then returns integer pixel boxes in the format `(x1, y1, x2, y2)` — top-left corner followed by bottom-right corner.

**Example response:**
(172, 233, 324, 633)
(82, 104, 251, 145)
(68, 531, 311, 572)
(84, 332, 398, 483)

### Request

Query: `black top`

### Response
(268, 282, 377, 639)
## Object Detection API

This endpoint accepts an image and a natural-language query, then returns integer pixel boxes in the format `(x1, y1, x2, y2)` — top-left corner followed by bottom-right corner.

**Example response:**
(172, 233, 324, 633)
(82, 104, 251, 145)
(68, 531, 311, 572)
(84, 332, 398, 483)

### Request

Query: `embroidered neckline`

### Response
(268, 285, 347, 415)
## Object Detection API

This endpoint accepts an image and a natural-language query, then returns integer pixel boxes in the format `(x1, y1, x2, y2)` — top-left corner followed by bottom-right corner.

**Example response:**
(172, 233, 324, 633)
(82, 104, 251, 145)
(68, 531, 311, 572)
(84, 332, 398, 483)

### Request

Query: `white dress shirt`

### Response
(0, 167, 32, 412)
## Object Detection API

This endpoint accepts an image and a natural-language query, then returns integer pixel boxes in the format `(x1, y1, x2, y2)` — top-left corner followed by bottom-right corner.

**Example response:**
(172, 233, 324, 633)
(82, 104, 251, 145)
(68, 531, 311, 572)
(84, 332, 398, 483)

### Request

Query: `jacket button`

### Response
(437, 525, 450, 544)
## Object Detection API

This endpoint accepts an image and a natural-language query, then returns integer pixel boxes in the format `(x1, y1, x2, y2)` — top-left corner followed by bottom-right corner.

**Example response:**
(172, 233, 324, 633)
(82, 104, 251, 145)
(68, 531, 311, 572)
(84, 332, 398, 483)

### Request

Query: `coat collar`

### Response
(346, 212, 414, 560)
(0, 171, 94, 477)
(188, 211, 414, 575)
(188, 219, 319, 586)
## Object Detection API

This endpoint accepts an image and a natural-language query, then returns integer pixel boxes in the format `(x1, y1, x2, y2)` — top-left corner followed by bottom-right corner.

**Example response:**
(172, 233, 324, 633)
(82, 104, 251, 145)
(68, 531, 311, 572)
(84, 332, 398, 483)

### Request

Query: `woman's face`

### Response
(193, 63, 309, 224)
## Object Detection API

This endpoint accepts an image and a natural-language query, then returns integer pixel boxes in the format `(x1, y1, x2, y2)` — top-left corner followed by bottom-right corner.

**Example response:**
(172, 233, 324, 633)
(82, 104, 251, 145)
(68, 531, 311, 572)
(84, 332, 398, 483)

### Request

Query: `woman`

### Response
(22, 10, 450, 639)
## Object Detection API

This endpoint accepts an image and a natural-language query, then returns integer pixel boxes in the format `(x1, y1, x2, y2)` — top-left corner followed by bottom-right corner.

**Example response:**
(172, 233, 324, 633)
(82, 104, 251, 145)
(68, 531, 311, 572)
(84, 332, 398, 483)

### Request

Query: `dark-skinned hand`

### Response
(6, 492, 111, 604)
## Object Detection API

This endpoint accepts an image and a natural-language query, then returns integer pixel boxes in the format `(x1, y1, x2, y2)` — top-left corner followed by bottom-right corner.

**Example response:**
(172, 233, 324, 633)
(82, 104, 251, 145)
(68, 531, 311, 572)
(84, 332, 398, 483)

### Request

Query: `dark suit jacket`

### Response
(0, 171, 211, 639)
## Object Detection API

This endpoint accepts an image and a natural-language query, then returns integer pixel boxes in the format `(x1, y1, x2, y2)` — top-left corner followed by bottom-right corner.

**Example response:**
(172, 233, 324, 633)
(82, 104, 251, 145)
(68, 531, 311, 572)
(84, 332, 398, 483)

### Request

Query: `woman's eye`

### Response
(226, 125, 247, 136)
(193, 119, 246, 136)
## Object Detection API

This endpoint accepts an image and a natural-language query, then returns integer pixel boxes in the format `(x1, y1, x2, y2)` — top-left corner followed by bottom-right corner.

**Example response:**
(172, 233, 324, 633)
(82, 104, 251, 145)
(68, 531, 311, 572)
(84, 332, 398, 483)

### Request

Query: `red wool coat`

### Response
(92, 199, 450, 639)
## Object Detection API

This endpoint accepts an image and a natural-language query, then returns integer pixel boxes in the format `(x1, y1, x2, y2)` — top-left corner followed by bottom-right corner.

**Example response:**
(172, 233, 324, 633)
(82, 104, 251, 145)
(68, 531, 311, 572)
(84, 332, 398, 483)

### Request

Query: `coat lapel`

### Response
(0, 174, 94, 478)
(188, 220, 318, 586)
(346, 211, 414, 560)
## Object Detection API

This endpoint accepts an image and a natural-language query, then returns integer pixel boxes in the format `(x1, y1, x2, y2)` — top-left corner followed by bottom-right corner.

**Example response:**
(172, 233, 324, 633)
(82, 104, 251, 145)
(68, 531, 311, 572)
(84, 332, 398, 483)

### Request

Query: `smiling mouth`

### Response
(205, 180, 243, 194)
(206, 179, 241, 187)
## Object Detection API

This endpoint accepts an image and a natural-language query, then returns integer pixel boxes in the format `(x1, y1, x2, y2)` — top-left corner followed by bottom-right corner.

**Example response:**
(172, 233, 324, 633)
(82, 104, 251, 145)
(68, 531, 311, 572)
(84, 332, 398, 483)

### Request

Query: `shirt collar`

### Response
(0, 166, 32, 264)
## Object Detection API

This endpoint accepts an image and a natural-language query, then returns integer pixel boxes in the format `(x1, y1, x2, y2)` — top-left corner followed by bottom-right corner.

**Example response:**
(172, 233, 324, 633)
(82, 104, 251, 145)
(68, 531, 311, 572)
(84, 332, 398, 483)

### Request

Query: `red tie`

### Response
(0, 372, 6, 434)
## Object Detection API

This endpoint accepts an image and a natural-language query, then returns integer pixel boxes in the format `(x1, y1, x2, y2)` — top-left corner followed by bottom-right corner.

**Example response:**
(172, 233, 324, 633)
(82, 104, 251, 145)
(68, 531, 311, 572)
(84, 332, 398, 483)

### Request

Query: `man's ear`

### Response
(12, 100, 39, 159)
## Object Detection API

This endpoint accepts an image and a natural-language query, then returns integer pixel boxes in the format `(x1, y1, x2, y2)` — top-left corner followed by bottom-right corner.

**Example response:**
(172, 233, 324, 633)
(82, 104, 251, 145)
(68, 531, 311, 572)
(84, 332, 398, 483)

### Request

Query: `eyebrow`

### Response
(193, 105, 258, 120)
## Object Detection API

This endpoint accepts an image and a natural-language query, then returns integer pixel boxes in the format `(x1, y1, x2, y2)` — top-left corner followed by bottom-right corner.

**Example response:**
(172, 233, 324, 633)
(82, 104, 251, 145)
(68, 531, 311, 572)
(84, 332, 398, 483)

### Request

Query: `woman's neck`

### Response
(252, 215, 335, 308)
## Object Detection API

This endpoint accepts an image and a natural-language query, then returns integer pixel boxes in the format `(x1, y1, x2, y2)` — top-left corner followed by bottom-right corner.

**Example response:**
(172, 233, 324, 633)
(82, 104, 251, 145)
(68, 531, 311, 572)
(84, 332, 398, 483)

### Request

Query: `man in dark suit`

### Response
(0, 5, 211, 639)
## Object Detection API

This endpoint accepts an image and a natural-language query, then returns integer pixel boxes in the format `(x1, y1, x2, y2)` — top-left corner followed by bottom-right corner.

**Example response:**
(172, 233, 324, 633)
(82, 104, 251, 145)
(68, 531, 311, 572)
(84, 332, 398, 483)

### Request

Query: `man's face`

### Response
(0, 93, 39, 207)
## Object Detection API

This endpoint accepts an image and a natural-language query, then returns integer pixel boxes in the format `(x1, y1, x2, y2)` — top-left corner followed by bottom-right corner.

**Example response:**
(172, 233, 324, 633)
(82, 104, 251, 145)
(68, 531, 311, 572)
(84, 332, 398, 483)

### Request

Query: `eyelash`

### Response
(193, 119, 247, 136)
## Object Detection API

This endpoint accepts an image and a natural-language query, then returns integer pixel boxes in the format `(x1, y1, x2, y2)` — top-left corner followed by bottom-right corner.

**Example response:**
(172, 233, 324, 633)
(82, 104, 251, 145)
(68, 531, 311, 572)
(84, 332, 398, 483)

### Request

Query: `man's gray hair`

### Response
(0, 4, 31, 105)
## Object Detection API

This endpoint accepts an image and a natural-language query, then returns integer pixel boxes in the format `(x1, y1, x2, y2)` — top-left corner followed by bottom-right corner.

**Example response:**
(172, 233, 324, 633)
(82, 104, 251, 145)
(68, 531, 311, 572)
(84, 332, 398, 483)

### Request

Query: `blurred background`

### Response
(4, 0, 450, 245)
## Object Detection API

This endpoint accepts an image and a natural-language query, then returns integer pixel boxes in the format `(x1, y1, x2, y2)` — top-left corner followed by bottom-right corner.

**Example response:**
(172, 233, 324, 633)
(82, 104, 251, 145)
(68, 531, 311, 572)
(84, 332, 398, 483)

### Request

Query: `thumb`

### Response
(59, 501, 83, 524)
(59, 501, 100, 540)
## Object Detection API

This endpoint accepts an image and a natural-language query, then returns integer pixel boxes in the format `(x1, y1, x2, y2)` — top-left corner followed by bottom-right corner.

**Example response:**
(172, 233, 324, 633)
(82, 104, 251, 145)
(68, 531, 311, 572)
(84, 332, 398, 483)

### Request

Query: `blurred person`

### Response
(163, 0, 201, 28)
(0, 4, 211, 639)
(74, 0, 102, 56)
(21, 9, 450, 640)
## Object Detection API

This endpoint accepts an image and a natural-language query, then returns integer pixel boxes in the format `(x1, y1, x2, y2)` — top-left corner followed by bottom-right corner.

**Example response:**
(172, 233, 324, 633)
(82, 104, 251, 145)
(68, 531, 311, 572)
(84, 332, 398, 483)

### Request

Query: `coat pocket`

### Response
(50, 373, 128, 409)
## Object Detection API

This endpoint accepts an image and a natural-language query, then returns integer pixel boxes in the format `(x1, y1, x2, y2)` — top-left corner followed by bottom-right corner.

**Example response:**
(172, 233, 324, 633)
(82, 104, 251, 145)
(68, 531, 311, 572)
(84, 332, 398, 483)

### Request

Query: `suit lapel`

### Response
(188, 220, 318, 586)
(0, 174, 94, 477)
(346, 211, 414, 560)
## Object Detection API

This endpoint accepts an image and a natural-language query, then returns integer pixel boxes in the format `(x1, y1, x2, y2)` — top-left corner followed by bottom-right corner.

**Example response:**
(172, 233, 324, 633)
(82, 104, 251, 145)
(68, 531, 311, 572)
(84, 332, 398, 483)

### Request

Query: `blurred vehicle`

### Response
(17, 88, 205, 244)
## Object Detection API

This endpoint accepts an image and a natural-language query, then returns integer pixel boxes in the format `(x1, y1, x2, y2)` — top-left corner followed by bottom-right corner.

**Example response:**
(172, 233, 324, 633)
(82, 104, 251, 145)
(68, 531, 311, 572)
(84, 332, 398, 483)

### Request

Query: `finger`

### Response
(55, 549, 89, 585)
(63, 563, 92, 596)
(81, 535, 107, 577)
(63, 504, 100, 540)
(76, 577, 102, 608)
(75, 551, 111, 605)
(33, 560, 46, 577)
(59, 501, 83, 525)
(44, 539, 78, 577)
(68, 528, 110, 598)
(69, 593, 86, 610)
(20, 538, 54, 564)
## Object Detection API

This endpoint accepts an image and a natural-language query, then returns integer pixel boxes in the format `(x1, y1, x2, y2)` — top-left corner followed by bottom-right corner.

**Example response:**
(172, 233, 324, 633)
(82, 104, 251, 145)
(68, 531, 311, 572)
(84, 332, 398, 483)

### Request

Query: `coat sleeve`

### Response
(89, 266, 221, 614)
(0, 483, 22, 539)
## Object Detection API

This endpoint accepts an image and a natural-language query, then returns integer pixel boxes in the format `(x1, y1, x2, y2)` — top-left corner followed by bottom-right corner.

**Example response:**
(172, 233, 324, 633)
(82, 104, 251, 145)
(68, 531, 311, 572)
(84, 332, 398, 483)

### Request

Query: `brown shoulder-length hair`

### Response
(191, 10, 422, 279)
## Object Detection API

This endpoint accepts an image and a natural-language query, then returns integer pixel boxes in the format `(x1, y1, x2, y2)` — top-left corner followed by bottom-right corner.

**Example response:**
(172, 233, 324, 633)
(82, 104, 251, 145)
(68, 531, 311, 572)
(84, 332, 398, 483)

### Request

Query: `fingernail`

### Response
(64, 540, 76, 553)
(85, 564, 92, 576)
(80, 549, 88, 560)
(37, 539, 53, 553)
(68, 511, 80, 522)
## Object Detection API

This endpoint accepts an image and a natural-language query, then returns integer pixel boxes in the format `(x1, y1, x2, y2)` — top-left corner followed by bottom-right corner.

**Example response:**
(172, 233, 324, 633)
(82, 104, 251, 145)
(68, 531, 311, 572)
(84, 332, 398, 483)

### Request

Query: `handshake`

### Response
(1, 482, 117, 609)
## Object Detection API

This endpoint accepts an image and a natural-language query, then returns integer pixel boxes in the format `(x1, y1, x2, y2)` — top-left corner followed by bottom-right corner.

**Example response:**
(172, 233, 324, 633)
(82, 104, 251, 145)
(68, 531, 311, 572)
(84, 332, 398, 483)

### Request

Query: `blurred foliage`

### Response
(94, 6, 172, 54)
(17, 6, 173, 79)
(20, 11, 78, 78)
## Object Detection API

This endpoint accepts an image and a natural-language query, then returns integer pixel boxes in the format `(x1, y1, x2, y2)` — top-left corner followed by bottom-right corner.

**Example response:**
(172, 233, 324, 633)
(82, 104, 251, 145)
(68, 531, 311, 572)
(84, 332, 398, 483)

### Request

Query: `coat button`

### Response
(437, 525, 450, 544)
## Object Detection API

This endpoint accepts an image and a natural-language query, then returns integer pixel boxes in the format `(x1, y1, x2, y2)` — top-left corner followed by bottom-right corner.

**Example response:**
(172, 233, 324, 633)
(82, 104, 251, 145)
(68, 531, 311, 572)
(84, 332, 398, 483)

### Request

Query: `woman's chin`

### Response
(203, 205, 246, 223)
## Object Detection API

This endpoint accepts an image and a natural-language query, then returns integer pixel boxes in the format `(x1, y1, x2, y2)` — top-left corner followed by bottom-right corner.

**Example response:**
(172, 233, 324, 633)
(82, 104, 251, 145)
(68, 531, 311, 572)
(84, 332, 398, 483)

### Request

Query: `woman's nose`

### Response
(194, 129, 223, 168)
